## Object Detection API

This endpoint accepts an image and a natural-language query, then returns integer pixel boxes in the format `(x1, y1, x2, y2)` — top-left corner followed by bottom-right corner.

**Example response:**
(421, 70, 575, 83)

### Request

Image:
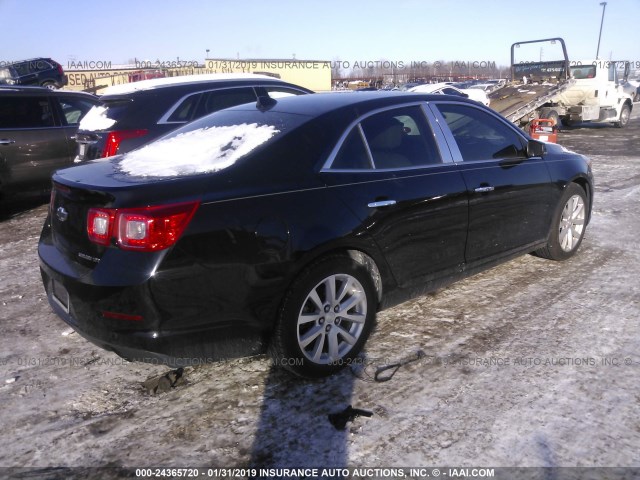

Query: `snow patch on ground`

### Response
(118, 123, 280, 177)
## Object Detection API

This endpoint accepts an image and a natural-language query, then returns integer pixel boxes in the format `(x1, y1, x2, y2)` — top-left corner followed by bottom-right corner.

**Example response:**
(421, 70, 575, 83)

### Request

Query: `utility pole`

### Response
(596, 2, 607, 59)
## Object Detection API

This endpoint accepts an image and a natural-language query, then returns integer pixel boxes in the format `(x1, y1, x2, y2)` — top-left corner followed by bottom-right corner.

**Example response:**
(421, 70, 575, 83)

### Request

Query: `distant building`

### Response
(63, 58, 331, 93)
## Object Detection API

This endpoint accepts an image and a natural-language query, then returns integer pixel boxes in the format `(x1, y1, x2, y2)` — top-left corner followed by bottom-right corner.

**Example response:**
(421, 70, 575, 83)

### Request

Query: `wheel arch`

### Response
(289, 246, 387, 305)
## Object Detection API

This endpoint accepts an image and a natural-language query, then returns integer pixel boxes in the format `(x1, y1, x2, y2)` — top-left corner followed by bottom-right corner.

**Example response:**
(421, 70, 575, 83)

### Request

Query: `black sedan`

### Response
(39, 92, 593, 377)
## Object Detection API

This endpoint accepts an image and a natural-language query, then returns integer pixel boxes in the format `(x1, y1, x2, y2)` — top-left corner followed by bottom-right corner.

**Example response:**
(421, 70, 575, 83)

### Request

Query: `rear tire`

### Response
(535, 183, 588, 261)
(270, 255, 377, 377)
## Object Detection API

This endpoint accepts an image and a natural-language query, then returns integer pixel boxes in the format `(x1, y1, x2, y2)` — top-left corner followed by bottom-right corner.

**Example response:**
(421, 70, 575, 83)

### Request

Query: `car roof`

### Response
(230, 91, 474, 117)
(99, 73, 302, 96)
(0, 86, 98, 99)
(2, 57, 53, 65)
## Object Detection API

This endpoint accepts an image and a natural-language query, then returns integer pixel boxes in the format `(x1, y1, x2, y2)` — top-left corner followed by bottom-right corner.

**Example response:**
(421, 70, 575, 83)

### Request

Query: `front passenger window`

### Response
(436, 103, 527, 161)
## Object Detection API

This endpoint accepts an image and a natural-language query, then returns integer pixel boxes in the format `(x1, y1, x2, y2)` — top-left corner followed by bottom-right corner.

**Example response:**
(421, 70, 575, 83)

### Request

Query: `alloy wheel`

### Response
(559, 194, 585, 252)
(296, 273, 367, 364)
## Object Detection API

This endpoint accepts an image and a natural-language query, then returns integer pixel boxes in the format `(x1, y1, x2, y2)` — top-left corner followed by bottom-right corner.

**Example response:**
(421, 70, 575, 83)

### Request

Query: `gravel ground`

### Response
(0, 108, 638, 477)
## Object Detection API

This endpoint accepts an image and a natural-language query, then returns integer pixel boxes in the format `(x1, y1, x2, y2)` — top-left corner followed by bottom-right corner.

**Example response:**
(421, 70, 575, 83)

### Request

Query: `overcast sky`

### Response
(2, 0, 639, 68)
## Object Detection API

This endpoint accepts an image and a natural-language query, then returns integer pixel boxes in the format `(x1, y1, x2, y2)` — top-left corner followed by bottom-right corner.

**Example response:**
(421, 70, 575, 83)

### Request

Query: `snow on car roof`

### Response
(118, 123, 279, 177)
(101, 73, 281, 95)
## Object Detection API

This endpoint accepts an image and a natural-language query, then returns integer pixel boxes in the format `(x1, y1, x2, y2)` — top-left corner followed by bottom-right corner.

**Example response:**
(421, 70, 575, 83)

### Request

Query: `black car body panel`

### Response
(0, 87, 100, 198)
(39, 92, 594, 367)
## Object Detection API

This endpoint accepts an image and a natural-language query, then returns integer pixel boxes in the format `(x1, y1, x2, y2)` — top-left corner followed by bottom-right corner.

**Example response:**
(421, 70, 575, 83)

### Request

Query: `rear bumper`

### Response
(39, 256, 268, 366)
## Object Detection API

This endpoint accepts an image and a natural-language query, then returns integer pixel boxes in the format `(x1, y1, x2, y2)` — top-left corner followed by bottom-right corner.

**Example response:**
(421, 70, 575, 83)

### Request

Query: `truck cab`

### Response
(548, 60, 633, 127)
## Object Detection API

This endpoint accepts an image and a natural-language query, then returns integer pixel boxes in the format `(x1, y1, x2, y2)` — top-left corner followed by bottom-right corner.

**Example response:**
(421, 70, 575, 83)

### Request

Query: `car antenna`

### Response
(256, 94, 277, 110)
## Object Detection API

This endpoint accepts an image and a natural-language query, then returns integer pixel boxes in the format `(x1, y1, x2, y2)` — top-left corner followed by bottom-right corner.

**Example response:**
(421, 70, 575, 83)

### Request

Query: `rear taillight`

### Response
(87, 208, 115, 246)
(101, 129, 149, 157)
(87, 201, 199, 252)
(56, 63, 64, 75)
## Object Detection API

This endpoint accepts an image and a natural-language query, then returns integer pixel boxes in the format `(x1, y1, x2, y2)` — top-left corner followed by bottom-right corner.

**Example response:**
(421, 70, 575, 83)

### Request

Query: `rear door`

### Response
(430, 102, 554, 264)
(54, 94, 99, 160)
(12, 61, 39, 86)
(0, 95, 68, 190)
(319, 103, 468, 288)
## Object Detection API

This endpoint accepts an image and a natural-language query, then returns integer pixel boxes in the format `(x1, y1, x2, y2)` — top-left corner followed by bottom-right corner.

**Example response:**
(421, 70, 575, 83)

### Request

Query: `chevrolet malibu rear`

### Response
(39, 92, 593, 377)
(39, 106, 320, 368)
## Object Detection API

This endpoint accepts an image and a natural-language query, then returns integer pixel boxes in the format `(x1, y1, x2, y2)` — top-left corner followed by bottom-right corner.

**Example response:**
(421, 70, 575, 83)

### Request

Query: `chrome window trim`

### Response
(420, 103, 455, 164)
(425, 103, 464, 163)
(358, 123, 376, 169)
(321, 101, 449, 172)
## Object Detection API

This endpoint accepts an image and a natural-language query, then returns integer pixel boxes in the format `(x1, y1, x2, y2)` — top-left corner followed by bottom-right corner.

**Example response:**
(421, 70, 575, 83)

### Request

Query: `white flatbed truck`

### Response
(490, 38, 634, 128)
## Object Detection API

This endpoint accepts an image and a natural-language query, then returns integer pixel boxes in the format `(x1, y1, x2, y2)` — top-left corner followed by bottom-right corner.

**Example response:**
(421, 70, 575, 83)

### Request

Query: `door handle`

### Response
(0, 139, 16, 145)
(368, 200, 397, 208)
(474, 186, 495, 193)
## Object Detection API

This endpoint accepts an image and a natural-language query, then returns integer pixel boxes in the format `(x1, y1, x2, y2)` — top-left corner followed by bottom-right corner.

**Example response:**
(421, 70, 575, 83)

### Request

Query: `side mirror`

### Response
(527, 139, 546, 157)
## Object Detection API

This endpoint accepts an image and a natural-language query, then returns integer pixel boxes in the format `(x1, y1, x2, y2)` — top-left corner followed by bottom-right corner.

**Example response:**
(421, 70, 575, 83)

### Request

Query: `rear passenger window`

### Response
(195, 88, 257, 118)
(360, 106, 441, 169)
(332, 127, 372, 170)
(58, 97, 96, 125)
(329, 106, 441, 170)
(167, 93, 203, 123)
(0, 97, 55, 128)
(441, 87, 466, 97)
(436, 103, 527, 161)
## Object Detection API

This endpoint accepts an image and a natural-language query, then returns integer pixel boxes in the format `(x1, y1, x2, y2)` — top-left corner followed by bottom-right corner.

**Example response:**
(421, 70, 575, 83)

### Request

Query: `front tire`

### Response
(270, 255, 377, 377)
(614, 104, 631, 128)
(535, 183, 587, 261)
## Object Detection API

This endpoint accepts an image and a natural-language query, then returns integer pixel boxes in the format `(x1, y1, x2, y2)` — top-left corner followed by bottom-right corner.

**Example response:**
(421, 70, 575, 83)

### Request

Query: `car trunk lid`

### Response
(48, 158, 209, 269)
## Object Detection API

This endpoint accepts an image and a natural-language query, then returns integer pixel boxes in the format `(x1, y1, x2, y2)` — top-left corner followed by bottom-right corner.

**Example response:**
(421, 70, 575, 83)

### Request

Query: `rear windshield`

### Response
(168, 108, 310, 138)
(78, 99, 132, 131)
(117, 109, 312, 178)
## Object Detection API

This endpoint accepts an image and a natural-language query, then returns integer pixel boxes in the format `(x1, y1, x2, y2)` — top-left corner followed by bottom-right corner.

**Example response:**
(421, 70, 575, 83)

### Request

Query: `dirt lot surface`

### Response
(1, 108, 639, 477)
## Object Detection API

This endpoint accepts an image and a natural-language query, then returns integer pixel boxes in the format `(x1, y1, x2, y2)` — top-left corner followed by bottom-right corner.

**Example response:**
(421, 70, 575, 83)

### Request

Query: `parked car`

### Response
(0, 86, 100, 200)
(409, 82, 490, 106)
(399, 81, 426, 91)
(74, 73, 313, 161)
(39, 92, 593, 377)
(624, 78, 640, 102)
(0, 58, 67, 89)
